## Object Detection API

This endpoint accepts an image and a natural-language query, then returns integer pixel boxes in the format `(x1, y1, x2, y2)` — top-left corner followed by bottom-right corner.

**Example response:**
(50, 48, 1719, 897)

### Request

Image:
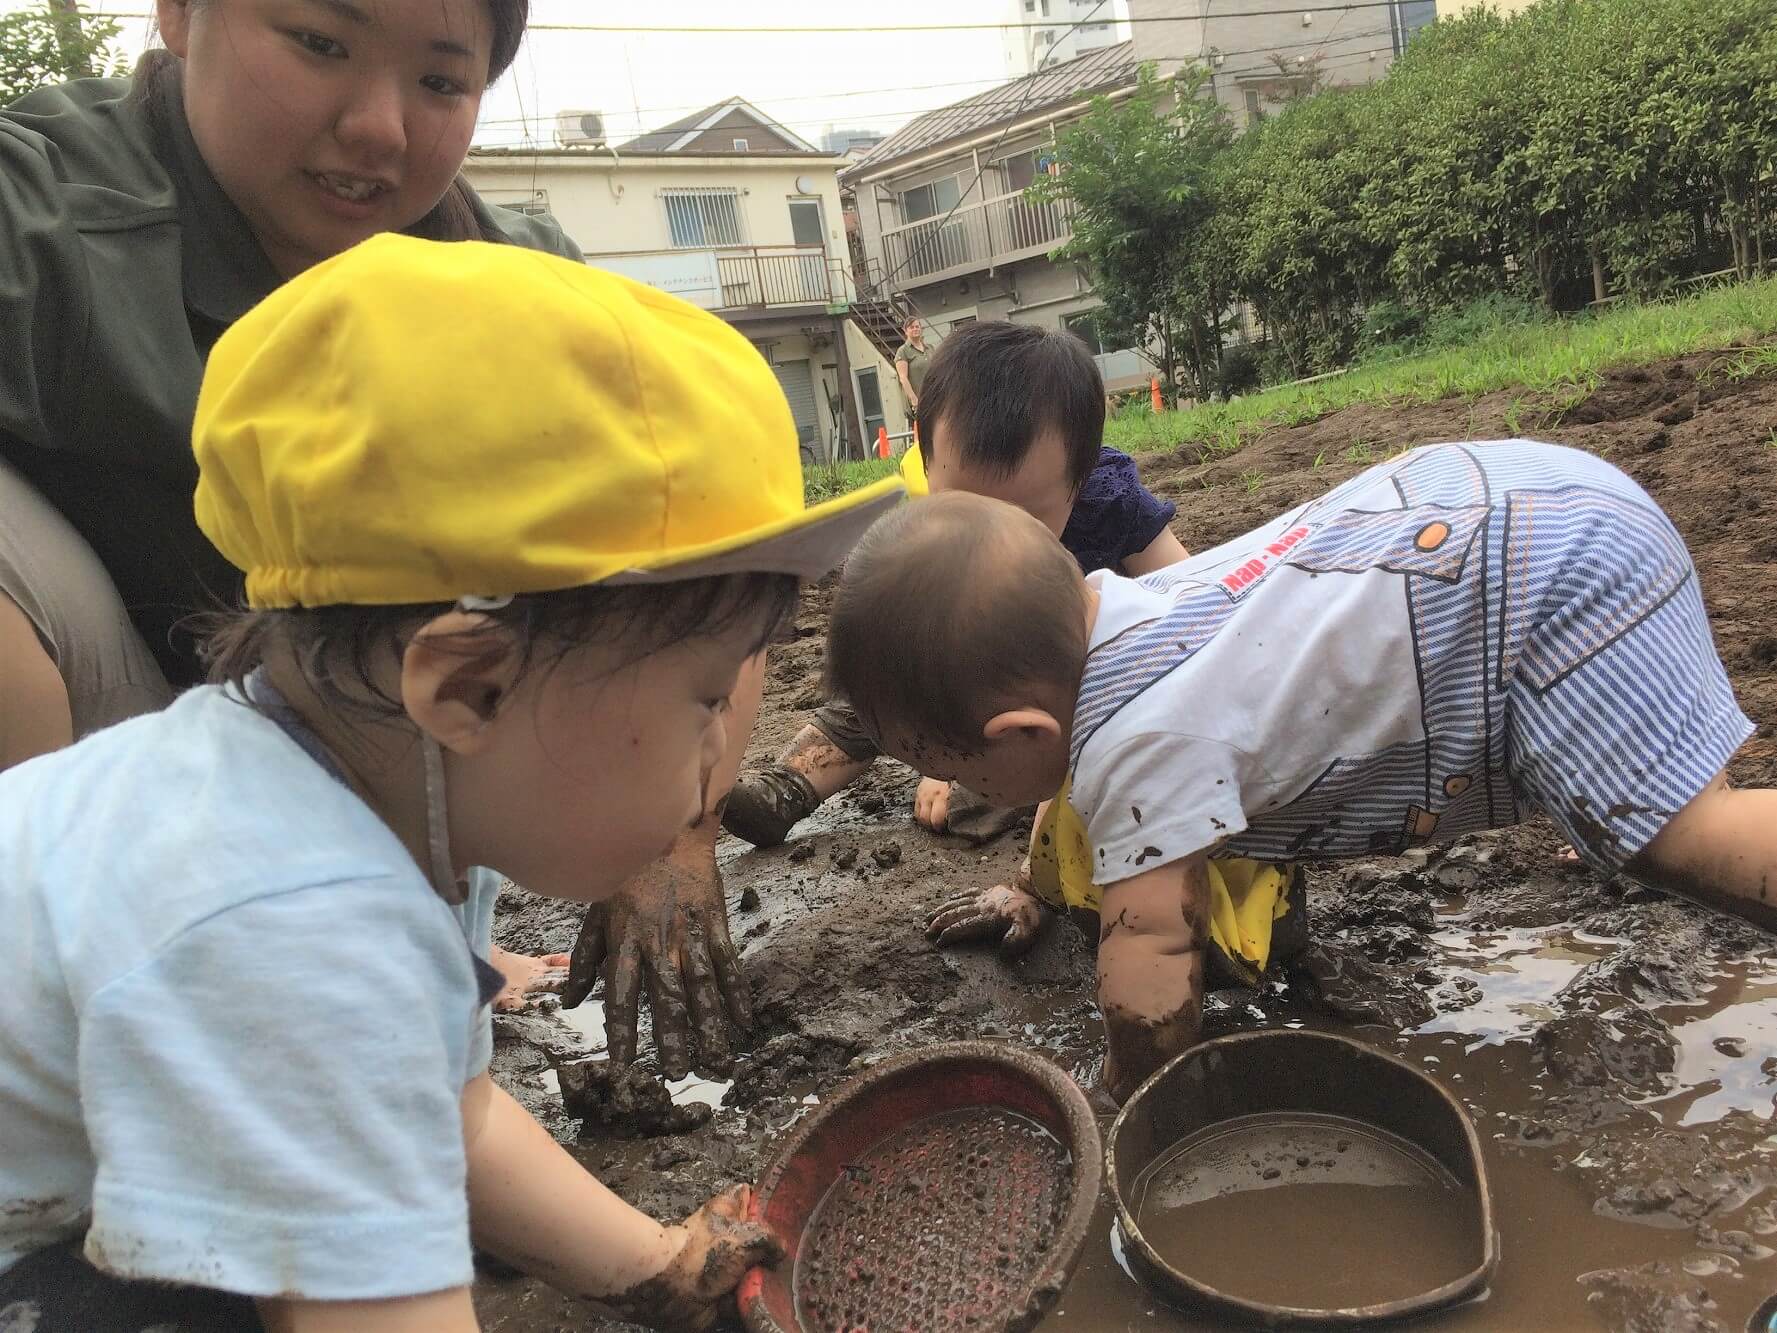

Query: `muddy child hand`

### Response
(913, 776, 952, 831)
(601, 1185, 785, 1332)
(563, 846, 751, 1081)
(926, 881, 1051, 958)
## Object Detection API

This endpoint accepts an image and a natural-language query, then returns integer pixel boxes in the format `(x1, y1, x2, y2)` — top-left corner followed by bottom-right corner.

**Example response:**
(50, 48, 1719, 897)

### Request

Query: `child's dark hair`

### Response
(916, 321, 1106, 493)
(825, 494, 1087, 756)
(203, 573, 798, 722)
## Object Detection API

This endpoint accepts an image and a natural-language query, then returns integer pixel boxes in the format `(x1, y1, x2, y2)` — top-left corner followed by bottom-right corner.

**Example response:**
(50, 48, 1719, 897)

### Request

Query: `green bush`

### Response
(1359, 299, 1426, 355)
(1048, 0, 1775, 386)
(1420, 293, 1546, 350)
(1214, 343, 1264, 399)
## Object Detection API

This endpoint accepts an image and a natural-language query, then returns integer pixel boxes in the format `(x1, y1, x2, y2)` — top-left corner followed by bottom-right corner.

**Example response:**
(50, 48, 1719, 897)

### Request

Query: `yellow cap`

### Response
(193, 234, 904, 608)
(898, 439, 930, 497)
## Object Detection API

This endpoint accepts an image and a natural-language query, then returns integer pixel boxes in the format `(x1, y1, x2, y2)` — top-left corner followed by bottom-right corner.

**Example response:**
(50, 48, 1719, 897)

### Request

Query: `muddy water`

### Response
(1640, 958, 1777, 1128)
(544, 996, 737, 1110)
(794, 1107, 1071, 1333)
(1045, 911, 1777, 1331)
(1128, 1114, 1482, 1311)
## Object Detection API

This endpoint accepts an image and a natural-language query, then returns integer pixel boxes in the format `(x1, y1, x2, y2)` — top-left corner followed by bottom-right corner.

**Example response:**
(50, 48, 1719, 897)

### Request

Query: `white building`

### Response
(464, 99, 910, 462)
(1129, 0, 1437, 125)
(1003, 0, 1128, 79)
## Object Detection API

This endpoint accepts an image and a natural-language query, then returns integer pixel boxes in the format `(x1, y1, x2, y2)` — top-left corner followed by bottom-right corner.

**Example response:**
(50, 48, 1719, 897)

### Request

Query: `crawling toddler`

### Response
(826, 440, 1775, 1101)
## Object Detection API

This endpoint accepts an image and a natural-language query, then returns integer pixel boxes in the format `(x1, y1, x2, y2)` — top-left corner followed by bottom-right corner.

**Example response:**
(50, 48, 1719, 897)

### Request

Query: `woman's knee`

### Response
(0, 591, 73, 768)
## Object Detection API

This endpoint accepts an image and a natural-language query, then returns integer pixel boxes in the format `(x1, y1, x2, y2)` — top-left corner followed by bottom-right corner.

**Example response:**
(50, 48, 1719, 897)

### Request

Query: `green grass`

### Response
(1710, 345, 1777, 383)
(1104, 275, 1777, 459)
(802, 457, 897, 505)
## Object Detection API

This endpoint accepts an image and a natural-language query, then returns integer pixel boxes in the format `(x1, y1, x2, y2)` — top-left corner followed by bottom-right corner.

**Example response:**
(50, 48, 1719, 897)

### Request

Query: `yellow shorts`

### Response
(1029, 778, 1304, 987)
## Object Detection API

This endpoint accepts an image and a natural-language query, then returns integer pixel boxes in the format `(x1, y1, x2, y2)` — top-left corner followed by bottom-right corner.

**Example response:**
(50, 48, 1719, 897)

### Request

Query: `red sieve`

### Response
(738, 1041, 1102, 1333)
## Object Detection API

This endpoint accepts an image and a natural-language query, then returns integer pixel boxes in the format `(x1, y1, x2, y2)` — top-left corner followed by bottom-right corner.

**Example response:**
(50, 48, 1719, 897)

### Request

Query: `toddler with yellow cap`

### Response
(0, 234, 901, 1332)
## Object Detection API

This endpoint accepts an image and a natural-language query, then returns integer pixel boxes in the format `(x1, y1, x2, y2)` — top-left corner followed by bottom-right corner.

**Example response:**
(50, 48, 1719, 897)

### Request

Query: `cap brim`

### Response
(603, 475, 906, 584)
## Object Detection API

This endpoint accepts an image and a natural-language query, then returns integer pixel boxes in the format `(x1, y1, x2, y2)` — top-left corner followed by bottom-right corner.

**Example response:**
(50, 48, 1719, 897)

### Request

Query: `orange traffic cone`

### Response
(1150, 376, 1165, 414)
(876, 426, 891, 459)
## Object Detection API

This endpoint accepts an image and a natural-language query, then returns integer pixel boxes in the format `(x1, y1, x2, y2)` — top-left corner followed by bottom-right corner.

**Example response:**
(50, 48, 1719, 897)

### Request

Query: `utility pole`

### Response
(47, 0, 93, 79)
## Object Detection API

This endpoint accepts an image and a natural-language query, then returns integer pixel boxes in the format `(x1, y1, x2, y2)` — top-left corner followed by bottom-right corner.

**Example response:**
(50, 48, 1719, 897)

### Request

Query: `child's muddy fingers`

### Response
(708, 910, 754, 1032)
(927, 896, 994, 936)
(913, 777, 951, 831)
(561, 909, 606, 1009)
(649, 952, 695, 1082)
(932, 913, 1006, 947)
(928, 781, 951, 831)
(926, 892, 988, 934)
(682, 926, 734, 1075)
(605, 938, 644, 1065)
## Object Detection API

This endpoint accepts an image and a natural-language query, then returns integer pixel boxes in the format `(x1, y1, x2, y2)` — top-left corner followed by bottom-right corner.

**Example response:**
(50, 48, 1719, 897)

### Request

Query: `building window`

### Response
(1244, 88, 1264, 127)
(856, 366, 886, 440)
(1063, 311, 1105, 356)
(663, 188, 745, 247)
(1389, 0, 1438, 54)
(998, 148, 1041, 192)
(1064, 309, 1128, 358)
(899, 175, 962, 223)
(733, 137, 750, 151)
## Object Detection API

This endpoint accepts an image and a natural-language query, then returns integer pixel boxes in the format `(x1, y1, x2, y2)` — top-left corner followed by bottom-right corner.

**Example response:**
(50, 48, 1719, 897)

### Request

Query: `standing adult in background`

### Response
(0, 0, 578, 1001)
(894, 313, 931, 428)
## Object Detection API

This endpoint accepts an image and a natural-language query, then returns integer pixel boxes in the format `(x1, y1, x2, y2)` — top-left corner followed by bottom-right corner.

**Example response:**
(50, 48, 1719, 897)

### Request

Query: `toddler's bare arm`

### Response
(1097, 852, 1211, 1104)
(461, 1074, 780, 1328)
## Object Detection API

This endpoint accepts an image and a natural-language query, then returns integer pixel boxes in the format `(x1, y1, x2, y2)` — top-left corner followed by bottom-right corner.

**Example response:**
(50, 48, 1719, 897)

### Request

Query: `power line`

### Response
(520, 4, 1418, 33)
(81, 4, 1438, 33)
(468, 25, 1401, 134)
(465, 44, 1400, 144)
(472, 75, 1014, 131)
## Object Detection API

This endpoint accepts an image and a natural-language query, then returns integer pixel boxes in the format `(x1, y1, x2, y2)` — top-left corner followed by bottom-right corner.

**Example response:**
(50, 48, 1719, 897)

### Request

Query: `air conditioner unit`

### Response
(555, 110, 606, 146)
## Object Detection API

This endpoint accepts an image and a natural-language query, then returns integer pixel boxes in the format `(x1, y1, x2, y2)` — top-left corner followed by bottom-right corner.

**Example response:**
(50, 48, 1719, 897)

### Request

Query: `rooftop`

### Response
(615, 96, 820, 154)
(842, 40, 1136, 182)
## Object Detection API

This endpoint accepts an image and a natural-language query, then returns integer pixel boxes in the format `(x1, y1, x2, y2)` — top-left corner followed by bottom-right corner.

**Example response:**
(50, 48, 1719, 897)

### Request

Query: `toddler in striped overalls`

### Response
(825, 440, 1775, 1102)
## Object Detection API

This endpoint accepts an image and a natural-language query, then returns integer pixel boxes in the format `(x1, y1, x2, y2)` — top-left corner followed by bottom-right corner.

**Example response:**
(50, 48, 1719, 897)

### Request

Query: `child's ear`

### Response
(982, 707, 1063, 743)
(400, 611, 522, 755)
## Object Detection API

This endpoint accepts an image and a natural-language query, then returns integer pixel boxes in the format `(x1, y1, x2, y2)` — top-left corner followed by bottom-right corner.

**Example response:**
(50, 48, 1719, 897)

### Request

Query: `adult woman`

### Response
(0, 0, 577, 998)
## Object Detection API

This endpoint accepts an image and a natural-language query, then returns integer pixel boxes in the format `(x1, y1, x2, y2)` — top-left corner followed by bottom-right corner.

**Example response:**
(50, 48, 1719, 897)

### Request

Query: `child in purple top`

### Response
(723, 320, 1188, 847)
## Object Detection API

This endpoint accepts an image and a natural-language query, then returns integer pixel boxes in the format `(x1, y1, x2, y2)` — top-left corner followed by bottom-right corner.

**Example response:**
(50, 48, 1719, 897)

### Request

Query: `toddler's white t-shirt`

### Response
(0, 685, 502, 1299)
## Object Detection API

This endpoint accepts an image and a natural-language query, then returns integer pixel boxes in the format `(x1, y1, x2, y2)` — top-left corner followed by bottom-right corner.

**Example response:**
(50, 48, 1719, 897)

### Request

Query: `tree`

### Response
(1, 3, 127, 108)
(1034, 63, 1235, 403)
(1220, 85, 1383, 375)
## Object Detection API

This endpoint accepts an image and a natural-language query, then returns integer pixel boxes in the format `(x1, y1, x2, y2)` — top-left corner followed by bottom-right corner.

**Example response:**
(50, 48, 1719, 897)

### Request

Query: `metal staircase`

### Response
(849, 258, 922, 365)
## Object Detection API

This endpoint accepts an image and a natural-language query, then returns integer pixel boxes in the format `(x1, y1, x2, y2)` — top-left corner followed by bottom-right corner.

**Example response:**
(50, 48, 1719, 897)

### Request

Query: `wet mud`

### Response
(476, 347, 1777, 1332)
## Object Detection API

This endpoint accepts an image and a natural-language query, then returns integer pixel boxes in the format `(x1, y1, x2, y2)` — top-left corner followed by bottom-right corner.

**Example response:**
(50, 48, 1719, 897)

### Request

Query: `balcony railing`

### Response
(881, 189, 1077, 286)
(582, 244, 849, 314)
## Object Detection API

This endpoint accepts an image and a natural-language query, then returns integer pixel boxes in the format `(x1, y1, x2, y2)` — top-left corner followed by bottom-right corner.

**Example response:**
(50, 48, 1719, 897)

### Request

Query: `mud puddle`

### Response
(543, 998, 737, 1112)
(1638, 958, 1777, 1129)
(1047, 904, 1777, 1331)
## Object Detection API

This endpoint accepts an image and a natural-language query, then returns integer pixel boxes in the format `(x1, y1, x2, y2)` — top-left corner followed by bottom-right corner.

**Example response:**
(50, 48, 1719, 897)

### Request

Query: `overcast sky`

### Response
(7, 0, 1130, 148)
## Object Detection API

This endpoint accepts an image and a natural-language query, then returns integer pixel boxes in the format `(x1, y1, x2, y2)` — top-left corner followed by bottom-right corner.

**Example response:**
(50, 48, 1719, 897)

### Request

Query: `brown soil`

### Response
(476, 347, 1777, 1333)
